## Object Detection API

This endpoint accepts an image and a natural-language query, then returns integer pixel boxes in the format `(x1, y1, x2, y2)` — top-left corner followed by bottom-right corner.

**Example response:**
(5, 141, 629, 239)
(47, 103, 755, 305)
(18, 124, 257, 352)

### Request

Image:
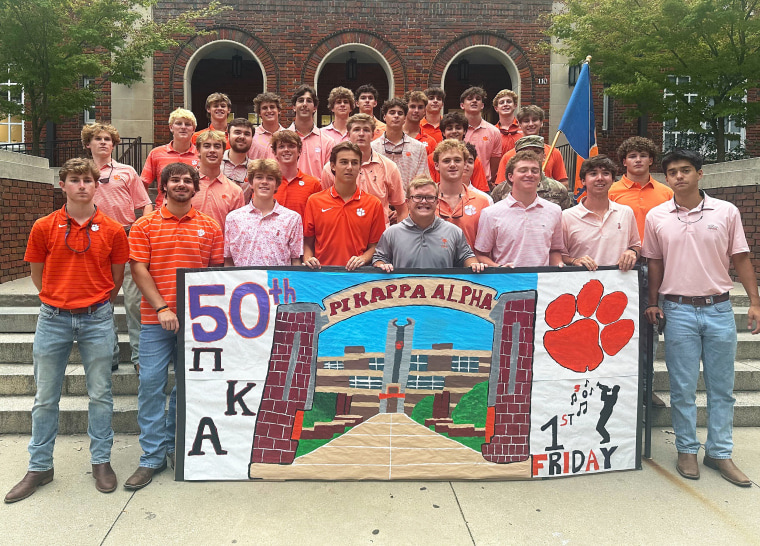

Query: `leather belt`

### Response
(663, 293, 730, 306)
(57, 301, 111, 314)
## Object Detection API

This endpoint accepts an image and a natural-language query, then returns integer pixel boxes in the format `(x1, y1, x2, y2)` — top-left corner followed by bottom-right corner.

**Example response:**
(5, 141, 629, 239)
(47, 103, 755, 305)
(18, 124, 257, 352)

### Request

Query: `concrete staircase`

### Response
(0, 278, 757, 433)
(0, 277, 173, 434)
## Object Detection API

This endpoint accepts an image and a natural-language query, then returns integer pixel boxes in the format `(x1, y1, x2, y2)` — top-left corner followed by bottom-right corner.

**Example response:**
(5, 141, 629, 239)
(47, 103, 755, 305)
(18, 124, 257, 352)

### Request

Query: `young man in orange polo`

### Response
(303, 141, 386, 270)
(403, 91, 437, 152)
(272, 129, 322, 219)
(191, 92, 231, 148)
(426, 112, 489, 192)
(421, 87, 446, 144)
(141, 108, 200, 207)
(495, 105, 568, 186)
(493, 89, 522, 154)
(5, 158, 129, 503)
(83, 122, 152, 373)
(434, 139, 490, 250)
(193, 130, 245, 233)
(125, 163, 224, 490)
(320, 114, 407, 226)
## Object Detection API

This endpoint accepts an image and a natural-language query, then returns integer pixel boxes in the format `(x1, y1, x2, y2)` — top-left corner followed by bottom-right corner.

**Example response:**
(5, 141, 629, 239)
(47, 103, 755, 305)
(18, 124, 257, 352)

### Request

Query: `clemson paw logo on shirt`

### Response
(464, 204, 477, 216)
(356, 208, 366, 217)
(197, 229, 206, 237)
(543, 279, 634, 373)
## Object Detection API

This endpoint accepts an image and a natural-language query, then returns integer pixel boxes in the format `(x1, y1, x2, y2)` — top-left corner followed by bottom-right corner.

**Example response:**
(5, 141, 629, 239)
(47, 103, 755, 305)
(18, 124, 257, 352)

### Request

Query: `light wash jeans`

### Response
(28, 303, 114, 471)
(663, 299, 737, 459)
(112, 262, 142, 367)
(137, 324, 177, 468)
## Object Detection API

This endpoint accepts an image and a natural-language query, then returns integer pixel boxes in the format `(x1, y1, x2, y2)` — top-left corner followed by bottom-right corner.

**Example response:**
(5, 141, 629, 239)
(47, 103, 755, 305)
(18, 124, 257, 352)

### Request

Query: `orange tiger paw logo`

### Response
(543, 279, 635, 373)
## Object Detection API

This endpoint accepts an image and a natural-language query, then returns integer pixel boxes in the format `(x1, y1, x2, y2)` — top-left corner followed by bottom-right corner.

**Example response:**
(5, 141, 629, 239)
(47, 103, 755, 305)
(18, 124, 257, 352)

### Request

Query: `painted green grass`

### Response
(410, 394, 434, 426)
(294, 392, 342, 458)
(301, 392, 337, 428)
(451, 381, 488, 427)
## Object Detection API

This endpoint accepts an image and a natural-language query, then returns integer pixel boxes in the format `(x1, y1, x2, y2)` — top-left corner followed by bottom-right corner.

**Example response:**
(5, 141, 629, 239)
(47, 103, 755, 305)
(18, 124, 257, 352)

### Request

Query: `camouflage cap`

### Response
(514, 135, 545, 151)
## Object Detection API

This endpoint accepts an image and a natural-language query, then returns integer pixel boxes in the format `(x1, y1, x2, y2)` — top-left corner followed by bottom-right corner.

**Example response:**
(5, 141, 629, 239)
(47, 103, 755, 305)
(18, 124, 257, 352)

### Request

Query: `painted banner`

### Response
(176, 267, 642, 481)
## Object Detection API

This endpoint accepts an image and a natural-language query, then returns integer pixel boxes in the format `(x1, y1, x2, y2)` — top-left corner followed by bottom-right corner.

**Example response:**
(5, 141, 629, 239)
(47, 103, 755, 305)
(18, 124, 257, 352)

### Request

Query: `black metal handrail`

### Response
(0, 137, 153, 172)
(557, 143, 577, 181)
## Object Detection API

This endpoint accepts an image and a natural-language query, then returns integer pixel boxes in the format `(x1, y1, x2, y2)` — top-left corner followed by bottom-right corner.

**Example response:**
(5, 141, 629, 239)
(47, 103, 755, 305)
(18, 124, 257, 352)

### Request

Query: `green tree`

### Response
(0, 0, 228, 155)
(548, 0, 760, 162)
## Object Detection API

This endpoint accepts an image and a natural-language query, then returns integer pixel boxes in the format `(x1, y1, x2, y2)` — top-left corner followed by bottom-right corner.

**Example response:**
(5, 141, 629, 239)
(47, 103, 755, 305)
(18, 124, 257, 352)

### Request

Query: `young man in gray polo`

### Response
(372, 176, 486, 272)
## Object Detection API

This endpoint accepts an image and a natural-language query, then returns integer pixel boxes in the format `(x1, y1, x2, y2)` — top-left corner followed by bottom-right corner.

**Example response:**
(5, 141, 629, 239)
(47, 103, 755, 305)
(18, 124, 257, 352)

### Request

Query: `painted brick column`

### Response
(482, 291, 537, 463)
(251, 303, 325, 464)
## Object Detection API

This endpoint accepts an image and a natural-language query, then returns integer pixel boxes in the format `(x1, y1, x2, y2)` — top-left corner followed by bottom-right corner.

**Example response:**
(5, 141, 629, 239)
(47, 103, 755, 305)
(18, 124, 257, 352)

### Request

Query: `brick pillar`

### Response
(481, 291, 537, 464)
(250, 303, 325, 465)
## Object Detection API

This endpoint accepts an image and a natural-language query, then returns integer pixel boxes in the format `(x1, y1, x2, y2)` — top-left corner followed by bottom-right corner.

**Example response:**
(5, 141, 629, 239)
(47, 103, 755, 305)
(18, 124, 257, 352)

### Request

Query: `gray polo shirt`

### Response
(372, 216, 474, 268)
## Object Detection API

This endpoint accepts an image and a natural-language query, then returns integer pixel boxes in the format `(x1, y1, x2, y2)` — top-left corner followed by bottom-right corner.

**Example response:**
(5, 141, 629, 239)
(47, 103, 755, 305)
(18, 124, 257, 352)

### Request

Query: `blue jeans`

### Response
(137, 324, 177, 467)
(663, 299, 736, 458)
(28, 303, 115, 471)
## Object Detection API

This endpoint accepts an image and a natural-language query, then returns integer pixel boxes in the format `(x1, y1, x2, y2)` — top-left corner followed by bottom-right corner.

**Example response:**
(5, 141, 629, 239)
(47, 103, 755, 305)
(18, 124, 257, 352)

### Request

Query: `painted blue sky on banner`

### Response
(268, 270, 538, 356)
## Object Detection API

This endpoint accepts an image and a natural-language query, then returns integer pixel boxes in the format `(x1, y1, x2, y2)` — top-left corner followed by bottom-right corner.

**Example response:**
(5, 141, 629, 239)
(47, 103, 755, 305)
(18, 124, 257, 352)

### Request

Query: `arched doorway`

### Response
(315, 44, 393, 127)
(442, 46, 519, 124)
(184, 40, 265, 127)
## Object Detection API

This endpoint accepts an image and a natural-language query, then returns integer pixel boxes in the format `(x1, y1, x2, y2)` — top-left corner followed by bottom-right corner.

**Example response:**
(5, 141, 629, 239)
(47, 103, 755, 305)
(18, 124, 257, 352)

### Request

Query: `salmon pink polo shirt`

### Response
(642, 193, 749, 297)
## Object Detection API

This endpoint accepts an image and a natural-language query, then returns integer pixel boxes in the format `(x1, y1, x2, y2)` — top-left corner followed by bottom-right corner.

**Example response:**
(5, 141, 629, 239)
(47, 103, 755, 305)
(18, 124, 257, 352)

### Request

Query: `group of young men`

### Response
(6, 83, 759, 504)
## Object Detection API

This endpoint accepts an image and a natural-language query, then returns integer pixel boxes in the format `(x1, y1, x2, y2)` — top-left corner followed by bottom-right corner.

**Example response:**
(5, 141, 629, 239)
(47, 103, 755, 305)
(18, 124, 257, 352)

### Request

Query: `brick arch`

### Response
(301, 30, 407, 98)
(168, 27, 280, 111)
(428, 32, 536, 104)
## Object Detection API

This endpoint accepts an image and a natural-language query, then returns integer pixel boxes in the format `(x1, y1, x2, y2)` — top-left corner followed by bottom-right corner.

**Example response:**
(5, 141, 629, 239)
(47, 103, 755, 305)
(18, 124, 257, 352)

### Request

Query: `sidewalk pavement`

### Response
(1, 428, 758, 545)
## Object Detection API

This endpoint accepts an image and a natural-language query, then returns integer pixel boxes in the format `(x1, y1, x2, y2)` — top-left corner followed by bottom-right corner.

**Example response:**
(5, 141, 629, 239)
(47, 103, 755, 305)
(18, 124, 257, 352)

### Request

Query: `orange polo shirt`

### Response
(412, 130, 437, 153)
(303, 186, 386, 266)
(275, 169, 322, 219)
(25, 206, 129, 309)
(420, 118, 443, 144)
(372, 118, 386, 141)
(140, 142, 200, 207)
(129, 206, 224, 324)
(436, 184, 490, 249)
(608, 174, 674, 241)
(427, 152, 489, 192)
(496, 119, 522, 154)
(495, 145, 568, 185)
(191, 172, 246, 233)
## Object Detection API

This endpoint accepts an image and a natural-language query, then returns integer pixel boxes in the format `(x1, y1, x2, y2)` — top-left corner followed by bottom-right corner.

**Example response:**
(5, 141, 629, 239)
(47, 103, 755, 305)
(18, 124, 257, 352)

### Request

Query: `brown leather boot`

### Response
(92, 463, 117, 493)
(4, 469, 54, 503)
(676, 453, 699, 479)
(123, 460, 167, 491)
(703, 455, 752, 487)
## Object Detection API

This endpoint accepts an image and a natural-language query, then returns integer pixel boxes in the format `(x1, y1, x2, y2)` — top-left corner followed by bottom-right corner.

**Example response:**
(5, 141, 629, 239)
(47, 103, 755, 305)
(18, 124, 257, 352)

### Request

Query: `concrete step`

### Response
(0, 395, 141, 434)
(655, 332, 760, 360)
(653, 360, 760, 392)
(0, 306, 129, 333)
(0, 364, 175, 396)
(647, 391, 760, 427)
(0, 333, 131, 363)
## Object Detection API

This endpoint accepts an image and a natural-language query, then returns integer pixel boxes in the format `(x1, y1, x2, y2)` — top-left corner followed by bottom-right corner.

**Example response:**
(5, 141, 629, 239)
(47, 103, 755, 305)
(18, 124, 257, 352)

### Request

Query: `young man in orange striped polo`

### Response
(5, 158, 129, 503)
(125, 163, 224, 490)
(83, 123, 152, 373)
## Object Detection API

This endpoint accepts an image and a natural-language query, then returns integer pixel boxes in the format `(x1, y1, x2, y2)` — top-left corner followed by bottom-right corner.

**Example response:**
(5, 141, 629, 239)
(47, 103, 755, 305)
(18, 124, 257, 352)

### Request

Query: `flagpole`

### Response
(543, 131, 562, 171)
